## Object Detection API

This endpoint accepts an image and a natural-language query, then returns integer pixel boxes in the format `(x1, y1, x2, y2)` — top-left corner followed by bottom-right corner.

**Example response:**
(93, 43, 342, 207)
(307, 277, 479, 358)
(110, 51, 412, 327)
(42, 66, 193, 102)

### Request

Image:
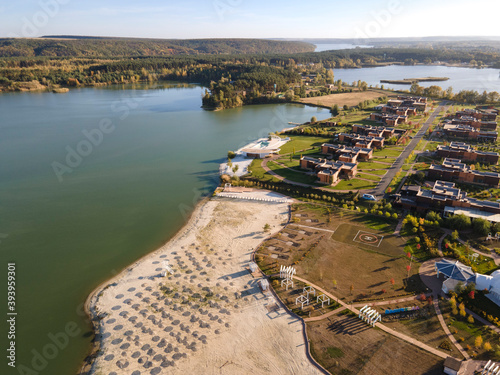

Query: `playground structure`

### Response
(358, 305, 381, 327)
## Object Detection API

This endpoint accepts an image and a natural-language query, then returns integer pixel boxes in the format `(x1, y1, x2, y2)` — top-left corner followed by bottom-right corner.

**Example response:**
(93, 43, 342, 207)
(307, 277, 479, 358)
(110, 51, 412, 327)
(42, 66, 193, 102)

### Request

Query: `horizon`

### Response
(5, 35, 500, 41)
(2, 0, 499, 40)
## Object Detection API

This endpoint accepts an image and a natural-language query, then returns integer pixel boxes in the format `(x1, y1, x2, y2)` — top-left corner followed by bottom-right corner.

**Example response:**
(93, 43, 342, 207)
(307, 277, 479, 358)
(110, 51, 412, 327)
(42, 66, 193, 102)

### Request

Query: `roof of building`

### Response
(444, 206, 500, 224)
(435, 259, 475, 283)
(444, 357, 462, 371)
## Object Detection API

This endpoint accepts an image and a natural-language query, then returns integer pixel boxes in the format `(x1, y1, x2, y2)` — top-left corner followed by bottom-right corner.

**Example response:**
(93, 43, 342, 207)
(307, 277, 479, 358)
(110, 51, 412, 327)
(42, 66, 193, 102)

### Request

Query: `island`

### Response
(381, 77, 450, 85)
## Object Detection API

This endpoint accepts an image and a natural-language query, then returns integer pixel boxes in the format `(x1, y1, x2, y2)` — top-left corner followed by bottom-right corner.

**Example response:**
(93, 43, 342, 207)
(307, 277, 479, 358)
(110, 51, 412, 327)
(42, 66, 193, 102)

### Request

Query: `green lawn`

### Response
(373, 147, 404, 158)
(267, 162, 318, 185)
(357, 173, 382, 181)
(358, 161, 392, 169)
(275, 157, 300, 168)
(326, 178, 378, 191)
(402, 164, 412, 171)
(356, 168, 387, 176)
(279, 136, 330, 155)
(444, 237, 497, 274)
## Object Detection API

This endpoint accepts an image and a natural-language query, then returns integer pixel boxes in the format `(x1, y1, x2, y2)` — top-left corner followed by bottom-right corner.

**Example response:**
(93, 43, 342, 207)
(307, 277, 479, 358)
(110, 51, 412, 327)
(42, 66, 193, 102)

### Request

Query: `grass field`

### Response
(358, 161, 392, 169)
(331, 223, 402, 257)
(278, 136, 329, 154)
(327, 178, 378, 190)
(307, 316, 443, 375)
(440, 300, 500, 361)
(299, 89, 394, 108)
(267, 161, 319, 185)
(373, 147, 404, 158)
(357, 173, 382, 181)
(356, 168, 387, 176)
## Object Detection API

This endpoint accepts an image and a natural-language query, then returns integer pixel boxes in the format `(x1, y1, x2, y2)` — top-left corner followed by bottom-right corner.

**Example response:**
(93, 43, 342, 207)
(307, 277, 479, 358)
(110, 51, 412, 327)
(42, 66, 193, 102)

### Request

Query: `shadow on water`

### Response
(187, 170, 220, 186)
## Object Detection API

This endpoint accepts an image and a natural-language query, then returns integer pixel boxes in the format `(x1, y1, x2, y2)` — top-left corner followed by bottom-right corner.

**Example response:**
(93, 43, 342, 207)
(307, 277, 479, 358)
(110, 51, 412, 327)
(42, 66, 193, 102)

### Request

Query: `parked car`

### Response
(361, 194, 377, 201)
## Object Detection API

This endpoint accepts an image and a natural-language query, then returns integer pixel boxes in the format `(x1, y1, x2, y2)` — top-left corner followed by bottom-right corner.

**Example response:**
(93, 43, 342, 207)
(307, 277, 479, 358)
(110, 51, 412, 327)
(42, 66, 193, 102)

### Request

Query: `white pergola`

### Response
(482, 360, 500, 375)
(358, 305, 381, 327)
(316, 294, 330, 308)
(303, 286, 316, 298)
(295, 295, 309, 310)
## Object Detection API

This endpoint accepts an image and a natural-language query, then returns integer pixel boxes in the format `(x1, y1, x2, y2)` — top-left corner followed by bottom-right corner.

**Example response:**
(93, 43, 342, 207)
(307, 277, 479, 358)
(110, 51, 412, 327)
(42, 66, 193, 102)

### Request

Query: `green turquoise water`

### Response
(0, 82, 330, 374)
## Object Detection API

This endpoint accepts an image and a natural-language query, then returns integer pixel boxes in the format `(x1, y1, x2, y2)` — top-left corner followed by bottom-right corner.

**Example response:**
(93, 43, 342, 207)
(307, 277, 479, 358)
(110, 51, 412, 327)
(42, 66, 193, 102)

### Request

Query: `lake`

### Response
(333, 64, 500, 92)
(0, 83, 331, 374)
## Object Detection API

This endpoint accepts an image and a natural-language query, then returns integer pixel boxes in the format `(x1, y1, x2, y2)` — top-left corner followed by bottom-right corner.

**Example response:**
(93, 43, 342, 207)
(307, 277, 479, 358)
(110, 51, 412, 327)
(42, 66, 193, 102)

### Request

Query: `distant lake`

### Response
(314, 43, 373, 52)
(332, 65, 500, 93)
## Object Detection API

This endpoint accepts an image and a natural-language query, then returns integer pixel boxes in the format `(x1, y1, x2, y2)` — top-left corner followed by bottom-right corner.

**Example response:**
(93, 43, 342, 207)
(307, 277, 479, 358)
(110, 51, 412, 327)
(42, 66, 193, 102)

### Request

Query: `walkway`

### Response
(419, 258, 470, 360)
(393, 218, 404, 236)
(437, 229, 499, 265)
(292, 275, 450, 360)
(455, 237, 500, 266)
(288, 224, 335, 233)
(433, 297, 470, 359)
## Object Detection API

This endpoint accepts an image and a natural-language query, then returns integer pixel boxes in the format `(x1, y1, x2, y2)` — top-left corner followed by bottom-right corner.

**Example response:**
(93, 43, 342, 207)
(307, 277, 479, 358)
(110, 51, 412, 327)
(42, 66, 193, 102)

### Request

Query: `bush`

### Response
(473, 218, 491, 237)
(227, 151, 236, 159)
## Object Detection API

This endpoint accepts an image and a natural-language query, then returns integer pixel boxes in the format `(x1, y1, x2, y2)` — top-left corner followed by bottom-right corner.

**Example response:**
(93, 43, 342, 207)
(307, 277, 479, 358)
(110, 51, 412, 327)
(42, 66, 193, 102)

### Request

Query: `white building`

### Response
(476, 270, 500, 307)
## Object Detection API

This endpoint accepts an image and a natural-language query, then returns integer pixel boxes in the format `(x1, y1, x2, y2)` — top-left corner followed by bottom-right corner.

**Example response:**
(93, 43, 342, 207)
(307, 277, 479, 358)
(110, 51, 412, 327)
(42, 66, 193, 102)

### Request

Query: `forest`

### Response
(1, 40, 499, 108)
(0, 37, 315, 57)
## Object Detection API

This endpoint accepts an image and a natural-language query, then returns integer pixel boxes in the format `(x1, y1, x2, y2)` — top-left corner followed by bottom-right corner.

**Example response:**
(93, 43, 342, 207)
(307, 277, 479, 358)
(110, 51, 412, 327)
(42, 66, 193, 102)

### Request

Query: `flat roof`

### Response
(445, 206, 500, 223)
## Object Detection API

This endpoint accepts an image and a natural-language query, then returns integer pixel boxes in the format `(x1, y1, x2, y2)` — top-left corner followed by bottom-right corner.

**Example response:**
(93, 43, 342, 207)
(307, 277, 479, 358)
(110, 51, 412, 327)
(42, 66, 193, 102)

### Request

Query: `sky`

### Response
(1, 0, 499, 40)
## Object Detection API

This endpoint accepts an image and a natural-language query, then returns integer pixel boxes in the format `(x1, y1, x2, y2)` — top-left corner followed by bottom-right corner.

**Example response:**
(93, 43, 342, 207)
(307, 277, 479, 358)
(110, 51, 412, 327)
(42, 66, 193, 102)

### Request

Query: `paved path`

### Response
(436, 230, 449, 257)
(419, 258, 470, 359)
(371, 102, 449, 198)
(438, 230, 499, 265)
(292, 275, 451, 360)
(288, 224, 335, 233)
(455, 237, 500, 266)
(433, 297, 470, 359)
(393, 218, 404, 236)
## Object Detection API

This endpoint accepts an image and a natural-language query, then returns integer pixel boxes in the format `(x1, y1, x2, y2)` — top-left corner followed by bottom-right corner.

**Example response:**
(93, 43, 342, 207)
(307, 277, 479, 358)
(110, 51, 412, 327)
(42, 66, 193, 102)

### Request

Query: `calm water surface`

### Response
(0, 83, 331, 374)
(333, 65, 500, 92)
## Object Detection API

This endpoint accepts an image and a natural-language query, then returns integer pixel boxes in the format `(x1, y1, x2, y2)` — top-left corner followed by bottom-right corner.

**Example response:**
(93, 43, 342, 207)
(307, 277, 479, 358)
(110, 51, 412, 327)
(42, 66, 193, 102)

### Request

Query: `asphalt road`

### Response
(371, 101, 449, 198)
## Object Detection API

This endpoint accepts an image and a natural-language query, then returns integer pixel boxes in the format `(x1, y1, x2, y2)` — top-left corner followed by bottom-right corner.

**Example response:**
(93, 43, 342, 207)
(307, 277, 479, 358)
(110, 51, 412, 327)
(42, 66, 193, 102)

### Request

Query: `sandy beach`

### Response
(82, 194, 322, 375)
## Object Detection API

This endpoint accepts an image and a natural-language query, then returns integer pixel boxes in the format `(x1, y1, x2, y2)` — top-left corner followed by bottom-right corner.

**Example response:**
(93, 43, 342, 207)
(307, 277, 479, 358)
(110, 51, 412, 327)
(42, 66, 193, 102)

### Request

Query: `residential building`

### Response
(370, 112, 407, 126)
(338, 133, 385, 149)
(442, 124, 498, 142)
(436, 142, 499, 164)
(321, 143, 373, 162)
(300, 156, 357, 185)
(352, 124, 395, 138)
(396, 180, 500, 218)
(428, 158, 500, 187)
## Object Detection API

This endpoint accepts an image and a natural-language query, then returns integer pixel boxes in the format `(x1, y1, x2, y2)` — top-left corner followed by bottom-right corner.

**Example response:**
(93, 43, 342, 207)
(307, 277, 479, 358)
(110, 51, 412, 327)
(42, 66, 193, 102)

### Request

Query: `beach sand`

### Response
(83, 196, 322, 375)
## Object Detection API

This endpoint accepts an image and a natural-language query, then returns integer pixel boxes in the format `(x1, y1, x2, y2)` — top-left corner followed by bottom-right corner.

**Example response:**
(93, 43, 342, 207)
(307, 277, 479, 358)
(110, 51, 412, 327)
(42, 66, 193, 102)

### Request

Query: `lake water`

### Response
(333, 65, 500, 93)
(314, 43, 373, 52)
(0, 83, 331, 374)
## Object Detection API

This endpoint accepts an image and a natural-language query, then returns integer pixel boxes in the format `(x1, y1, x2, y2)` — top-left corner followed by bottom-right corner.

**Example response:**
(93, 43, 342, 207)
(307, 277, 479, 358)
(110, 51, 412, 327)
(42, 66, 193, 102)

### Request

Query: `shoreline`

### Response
(80, 193, 321, 375)
(79, 197, 210, 374)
